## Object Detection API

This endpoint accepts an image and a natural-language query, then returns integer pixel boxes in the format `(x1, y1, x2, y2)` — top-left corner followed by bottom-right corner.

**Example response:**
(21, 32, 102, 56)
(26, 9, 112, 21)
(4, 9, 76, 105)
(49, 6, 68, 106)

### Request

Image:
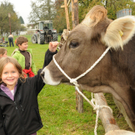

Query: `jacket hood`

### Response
(11, 48, 32, 56)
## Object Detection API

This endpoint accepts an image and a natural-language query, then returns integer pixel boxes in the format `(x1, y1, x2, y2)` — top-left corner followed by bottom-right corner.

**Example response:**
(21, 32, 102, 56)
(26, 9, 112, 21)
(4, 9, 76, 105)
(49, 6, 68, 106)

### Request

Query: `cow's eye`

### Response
(69, 41, 79, 48)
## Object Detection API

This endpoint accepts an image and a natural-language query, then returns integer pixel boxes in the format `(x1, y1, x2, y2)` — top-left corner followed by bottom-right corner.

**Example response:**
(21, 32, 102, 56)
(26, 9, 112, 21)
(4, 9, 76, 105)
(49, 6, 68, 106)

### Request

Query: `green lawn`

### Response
(4, 35, 131, 135)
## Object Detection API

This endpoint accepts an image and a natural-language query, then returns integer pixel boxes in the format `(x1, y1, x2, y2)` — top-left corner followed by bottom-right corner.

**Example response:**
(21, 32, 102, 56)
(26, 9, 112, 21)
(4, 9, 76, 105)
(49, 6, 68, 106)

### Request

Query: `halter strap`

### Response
(53, 46, 110, 86)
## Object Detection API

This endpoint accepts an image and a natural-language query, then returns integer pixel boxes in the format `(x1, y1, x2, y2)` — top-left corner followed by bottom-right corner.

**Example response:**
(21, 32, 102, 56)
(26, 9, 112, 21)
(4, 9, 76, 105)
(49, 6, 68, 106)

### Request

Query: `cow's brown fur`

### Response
(42, 5, 135, 130)
(59, 29, 70, 49)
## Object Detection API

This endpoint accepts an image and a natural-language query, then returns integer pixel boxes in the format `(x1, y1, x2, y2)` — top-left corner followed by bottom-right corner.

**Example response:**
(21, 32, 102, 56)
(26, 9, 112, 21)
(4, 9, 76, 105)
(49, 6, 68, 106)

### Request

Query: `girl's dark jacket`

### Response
(0, 49, 57, 135)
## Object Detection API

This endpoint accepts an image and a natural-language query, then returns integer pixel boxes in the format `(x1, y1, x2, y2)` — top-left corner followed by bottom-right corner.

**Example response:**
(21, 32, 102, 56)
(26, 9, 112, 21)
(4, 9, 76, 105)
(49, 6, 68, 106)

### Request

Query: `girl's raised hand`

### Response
(49, 41, 59, 52)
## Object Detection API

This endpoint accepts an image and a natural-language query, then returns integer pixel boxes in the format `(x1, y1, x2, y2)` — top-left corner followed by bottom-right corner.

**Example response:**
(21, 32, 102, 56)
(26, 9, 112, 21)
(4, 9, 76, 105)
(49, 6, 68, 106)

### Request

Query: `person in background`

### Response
(0, 41, 59, 135)
(8, 34, 14, 47)
(0, 48, 7, 58)
(15, 38, 17, 46)
(12, 36, 36, 78)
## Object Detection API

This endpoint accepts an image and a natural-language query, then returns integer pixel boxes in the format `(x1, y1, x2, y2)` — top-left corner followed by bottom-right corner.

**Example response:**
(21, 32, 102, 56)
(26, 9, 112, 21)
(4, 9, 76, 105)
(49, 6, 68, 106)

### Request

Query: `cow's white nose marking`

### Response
(43, 67, 60, 85)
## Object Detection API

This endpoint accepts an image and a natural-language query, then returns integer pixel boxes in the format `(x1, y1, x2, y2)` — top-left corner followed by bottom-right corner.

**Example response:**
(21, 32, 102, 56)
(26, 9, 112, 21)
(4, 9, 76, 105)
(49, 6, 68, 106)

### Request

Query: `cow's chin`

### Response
(42, 67, 61, 85)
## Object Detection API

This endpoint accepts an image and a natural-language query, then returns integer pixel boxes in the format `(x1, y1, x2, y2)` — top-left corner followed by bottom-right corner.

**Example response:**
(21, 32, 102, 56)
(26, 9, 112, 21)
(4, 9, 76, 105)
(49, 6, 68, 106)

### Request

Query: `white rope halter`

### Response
(53, 47, 110, 86)
(53, 46, 112, 135)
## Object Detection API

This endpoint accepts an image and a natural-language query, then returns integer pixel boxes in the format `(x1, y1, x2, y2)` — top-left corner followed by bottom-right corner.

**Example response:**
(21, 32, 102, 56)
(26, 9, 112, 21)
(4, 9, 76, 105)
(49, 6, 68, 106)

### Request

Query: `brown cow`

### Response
(41, 5, 135, 131)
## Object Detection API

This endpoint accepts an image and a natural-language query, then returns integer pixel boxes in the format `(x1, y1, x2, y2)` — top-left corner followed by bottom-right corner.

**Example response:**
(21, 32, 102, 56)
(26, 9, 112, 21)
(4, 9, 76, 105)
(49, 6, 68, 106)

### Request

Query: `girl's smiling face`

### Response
(1, 63, 20, 90)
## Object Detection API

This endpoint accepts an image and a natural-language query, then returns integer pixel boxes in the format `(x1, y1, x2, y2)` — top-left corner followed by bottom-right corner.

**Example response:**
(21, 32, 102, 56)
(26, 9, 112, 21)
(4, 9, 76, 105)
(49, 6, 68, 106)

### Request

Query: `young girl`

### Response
(0, 42, 58, 135)
(0, 48, 7, 58)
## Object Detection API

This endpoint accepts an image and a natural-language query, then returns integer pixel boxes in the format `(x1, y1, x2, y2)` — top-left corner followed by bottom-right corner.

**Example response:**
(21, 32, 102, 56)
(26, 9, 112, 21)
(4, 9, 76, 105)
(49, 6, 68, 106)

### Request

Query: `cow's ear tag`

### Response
(119, 30, 123, 37)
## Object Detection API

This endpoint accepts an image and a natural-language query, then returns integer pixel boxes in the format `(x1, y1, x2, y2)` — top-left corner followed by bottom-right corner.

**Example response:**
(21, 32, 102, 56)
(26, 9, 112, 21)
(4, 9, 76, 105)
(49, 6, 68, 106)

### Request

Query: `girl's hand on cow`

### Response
(49, 41, 59, 52)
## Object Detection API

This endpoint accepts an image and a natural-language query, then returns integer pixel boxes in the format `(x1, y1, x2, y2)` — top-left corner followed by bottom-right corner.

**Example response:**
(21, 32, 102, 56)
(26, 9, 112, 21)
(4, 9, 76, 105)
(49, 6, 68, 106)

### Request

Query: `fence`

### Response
(117, 8, 132, 18)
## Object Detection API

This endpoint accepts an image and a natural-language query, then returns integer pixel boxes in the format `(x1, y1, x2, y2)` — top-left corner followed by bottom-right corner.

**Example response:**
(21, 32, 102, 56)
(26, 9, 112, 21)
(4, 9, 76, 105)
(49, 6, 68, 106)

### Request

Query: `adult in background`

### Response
(8, 34, 14, 47)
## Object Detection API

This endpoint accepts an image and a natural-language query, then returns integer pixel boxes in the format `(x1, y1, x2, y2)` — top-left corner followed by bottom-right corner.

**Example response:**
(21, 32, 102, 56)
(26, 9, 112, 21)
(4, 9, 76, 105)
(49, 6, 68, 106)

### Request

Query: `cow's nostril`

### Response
(40, 72, 44, 78)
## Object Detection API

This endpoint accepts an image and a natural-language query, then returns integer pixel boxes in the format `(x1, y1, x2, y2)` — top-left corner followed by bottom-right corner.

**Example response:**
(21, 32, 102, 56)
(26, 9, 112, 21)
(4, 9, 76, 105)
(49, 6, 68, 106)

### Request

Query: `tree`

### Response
(28, 0, 56, 23)
(0, 1, 21, 35)
(105, 0, 134, 19)
(19, 16, 25, 24)
(19, 25, 27, 31)
(29, 0, 135, 33)
(53, 0, 66, 33)
(78, 0, 135, 20)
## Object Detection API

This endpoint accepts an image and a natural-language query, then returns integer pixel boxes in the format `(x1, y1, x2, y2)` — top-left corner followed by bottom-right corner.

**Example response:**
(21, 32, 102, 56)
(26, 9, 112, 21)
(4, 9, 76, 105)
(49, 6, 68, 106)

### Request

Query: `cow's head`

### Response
(42, 5, 135, 86)
(41, 5, 135, 130)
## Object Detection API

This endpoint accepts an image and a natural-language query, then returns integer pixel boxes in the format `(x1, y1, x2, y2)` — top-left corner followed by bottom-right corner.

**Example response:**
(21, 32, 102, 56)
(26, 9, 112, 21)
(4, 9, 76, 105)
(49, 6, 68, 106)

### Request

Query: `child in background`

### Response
(12, 36, 36, 77)
(0, 48, 7, 58)
(0, 42, 58, 135)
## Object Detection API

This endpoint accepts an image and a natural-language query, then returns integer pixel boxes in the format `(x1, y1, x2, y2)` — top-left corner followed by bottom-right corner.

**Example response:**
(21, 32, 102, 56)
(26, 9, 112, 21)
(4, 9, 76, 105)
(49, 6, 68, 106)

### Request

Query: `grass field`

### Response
(5, 35, 131, 135)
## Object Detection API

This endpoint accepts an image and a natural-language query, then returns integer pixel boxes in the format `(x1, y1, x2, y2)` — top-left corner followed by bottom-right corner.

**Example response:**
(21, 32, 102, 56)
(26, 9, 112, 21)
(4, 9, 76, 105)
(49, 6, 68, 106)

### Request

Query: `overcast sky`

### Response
(0, 0, 34, 24)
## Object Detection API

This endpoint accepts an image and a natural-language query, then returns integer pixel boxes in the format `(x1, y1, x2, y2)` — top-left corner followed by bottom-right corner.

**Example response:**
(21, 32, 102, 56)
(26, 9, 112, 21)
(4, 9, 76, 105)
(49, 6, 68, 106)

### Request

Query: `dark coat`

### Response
(0, 49, 57, 135)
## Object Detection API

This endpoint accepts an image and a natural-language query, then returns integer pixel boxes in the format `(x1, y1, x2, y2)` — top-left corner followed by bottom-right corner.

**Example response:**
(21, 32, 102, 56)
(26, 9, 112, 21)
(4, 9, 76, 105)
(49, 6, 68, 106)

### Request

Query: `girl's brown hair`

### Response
(0, 48, 7, 55)
(0, 56, 25, 84)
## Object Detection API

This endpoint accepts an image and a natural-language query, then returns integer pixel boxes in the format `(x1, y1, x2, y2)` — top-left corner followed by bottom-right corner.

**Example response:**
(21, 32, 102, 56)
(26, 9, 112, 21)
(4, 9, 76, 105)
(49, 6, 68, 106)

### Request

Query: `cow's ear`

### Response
(103, 16, 135, 49)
